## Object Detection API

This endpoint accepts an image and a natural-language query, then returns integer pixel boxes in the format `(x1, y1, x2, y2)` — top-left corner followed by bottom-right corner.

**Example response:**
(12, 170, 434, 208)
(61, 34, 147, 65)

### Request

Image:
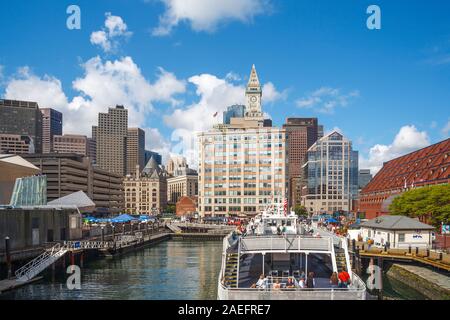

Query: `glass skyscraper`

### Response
(223, 105, 246, 125)
(302, 131, 358, 214)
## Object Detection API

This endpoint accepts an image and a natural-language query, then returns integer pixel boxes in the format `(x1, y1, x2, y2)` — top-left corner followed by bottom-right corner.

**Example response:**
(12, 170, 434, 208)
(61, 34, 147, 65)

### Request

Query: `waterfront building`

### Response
(94, 105, 128, 176)
(197, 65, 287, 217)
(176, 196, 198, 216)
(53, 134, 96, 159)
(0, 206, 82, 251)
(0, 154, 41, 205)
(358, 169, 373, 190)
(302, 131, 359, 214)
(359, 215, 434, 249)
(145, 150, 162, 166)
(282, 117, 319, 208)
(223, 104, 246, 125)
(0, 134, 34, 154)
(22, 153, 124, 213)
(167, 174, 198, 204)
(0, 99, 43, 153)
(123, 157, 168, 215)
(41, 108, 63, 153)
(359, 138, 450, 219)
(127, 128, 145, 176)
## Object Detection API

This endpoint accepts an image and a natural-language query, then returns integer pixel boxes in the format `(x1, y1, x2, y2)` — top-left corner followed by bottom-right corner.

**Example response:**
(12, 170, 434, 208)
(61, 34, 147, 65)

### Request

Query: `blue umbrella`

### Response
(326, 218, 339, 223)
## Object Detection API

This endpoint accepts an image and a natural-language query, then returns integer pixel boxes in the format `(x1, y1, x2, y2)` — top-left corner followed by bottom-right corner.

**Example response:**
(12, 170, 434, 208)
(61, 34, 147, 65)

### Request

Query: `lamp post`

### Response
(5, 236, 11, 279)
(101, 226, 105, 242)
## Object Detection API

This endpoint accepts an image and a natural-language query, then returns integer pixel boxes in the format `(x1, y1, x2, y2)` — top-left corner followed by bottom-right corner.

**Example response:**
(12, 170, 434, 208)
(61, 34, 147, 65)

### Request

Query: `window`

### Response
(398, 233, 405, 243)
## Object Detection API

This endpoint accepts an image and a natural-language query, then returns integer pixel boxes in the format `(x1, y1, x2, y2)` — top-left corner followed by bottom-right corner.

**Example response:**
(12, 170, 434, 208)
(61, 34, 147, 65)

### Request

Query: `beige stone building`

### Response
(53, 134, 95, 159)
(0, 134, 34, 154)
(123, 157, 168, 215)
(167, 174, 198, 204)
(197, 65, 287, 217)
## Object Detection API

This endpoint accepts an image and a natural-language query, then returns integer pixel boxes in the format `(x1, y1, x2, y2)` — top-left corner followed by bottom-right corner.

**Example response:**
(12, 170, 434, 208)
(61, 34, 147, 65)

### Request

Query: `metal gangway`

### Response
(15, 243, 68, 282)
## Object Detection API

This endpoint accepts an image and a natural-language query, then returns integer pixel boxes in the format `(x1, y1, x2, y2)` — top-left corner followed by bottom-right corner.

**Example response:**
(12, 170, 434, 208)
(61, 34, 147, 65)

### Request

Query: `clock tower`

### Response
(245, 64, 263, 120)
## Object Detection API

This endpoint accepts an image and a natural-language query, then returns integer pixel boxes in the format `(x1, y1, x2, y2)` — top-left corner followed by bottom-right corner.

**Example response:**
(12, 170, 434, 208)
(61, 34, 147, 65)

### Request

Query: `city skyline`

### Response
(0, 1, 449, 174)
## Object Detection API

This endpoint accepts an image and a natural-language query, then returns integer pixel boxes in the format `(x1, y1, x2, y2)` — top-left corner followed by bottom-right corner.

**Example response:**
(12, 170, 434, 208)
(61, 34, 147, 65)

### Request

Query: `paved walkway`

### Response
(395, 264, 450, 292)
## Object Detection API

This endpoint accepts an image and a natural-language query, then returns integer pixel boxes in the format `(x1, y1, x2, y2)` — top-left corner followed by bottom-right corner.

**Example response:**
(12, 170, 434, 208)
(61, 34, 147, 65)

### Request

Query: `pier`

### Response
(0, 221, 233, 295)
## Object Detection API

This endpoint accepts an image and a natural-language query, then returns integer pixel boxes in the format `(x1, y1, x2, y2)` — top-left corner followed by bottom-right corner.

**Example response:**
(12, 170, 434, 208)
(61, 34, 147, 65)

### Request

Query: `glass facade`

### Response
(10, 175, 47, 206)
(223, 105, 246, 125)
(303, 132, 358, 213)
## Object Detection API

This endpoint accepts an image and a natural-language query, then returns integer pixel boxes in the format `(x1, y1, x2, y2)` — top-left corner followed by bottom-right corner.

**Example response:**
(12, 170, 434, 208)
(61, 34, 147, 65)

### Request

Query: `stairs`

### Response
(335, 248, 348, 272)
(15, 243, 68, 282)
(224, 253, 239, 288)
(167, 224, 182, 234)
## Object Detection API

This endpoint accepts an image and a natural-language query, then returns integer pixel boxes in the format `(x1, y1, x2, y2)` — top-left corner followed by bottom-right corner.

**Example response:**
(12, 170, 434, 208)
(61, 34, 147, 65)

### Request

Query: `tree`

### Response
(389, 184, 450, 228)
(294, 205, 308, 217)
(166, 204, 176, 214)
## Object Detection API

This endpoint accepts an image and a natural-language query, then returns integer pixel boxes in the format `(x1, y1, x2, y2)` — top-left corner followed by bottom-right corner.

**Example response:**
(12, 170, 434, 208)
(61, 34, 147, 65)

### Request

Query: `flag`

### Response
(283, 198, 288, 216)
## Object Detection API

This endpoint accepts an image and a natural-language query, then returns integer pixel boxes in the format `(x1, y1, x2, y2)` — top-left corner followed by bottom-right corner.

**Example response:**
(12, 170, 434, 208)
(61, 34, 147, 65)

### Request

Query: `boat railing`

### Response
(239, 235, 333, 253)
(218, 273, 367, 300)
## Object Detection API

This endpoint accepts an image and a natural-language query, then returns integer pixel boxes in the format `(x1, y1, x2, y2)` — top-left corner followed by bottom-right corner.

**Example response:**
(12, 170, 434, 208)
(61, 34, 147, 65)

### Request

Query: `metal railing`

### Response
(218, 274, 367, 300)
(15, 243, 67, 282)
(239, 235, 333, 253)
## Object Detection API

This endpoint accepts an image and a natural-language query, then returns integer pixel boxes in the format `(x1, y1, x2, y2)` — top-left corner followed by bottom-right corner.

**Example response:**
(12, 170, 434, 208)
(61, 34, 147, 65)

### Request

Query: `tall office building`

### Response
(282, 118, 319, 208)
(198, 65, 287, 217)
(127, 128, 145, 176)
(94, 105, 128, 176)
(41, 108, 62, 153)
(223, 105, 246, 125)
(0, 99, 43, 153)
(302, 131, 359, 214)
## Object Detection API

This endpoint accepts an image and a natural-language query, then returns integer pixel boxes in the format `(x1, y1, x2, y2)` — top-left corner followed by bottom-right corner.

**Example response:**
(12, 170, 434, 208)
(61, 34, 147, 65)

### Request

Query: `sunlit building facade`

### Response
(198, 65, 287, 217)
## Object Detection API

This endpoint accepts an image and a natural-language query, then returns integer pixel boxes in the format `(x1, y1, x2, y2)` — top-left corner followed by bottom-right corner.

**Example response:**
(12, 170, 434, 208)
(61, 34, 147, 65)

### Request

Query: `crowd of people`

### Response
(250, 267, 352, 290)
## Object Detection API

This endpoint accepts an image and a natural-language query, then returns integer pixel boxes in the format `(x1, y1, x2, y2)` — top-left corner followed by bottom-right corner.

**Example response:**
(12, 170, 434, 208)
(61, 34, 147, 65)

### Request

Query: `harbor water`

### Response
(0, 239, 427, 300)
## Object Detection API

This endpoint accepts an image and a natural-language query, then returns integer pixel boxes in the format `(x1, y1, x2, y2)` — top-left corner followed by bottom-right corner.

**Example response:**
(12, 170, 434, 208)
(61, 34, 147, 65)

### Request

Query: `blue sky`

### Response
(0, 0, 449, 171)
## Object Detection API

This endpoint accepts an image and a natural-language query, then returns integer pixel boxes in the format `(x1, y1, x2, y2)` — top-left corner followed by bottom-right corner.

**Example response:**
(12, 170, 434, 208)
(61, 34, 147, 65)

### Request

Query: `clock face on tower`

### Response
(250, 96, 257, 103)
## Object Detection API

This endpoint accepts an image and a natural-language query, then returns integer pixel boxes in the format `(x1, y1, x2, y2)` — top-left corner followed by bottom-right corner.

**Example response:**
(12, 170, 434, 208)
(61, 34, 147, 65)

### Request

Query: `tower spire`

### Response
(247, 64, 261, 92)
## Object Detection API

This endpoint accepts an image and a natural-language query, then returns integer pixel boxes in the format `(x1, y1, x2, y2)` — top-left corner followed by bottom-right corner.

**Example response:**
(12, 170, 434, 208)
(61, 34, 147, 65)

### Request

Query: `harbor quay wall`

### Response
(386, 264, 450, 300)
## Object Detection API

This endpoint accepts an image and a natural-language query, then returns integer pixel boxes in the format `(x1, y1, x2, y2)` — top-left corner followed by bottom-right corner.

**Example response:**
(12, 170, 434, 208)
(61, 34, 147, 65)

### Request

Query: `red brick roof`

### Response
(361, 138, 450, 194)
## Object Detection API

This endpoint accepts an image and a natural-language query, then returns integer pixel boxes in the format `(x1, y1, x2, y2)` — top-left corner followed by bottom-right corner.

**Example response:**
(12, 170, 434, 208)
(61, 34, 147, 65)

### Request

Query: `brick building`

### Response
(359, 138, 450, 219)
(176, 196, 198, 216)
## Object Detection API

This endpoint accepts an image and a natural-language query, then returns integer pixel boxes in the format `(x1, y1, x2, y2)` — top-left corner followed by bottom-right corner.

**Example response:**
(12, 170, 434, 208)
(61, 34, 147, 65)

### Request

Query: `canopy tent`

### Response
(326, 218, 339, 224)
(110, 214, 138, 223)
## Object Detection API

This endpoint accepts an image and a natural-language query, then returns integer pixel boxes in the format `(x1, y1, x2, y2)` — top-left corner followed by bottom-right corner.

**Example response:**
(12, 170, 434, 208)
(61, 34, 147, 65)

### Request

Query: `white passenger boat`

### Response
(217, 204, 366, 300)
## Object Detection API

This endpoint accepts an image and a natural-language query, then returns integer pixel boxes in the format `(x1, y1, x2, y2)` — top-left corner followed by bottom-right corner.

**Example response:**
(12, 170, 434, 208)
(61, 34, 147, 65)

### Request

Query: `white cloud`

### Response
(4, 67, 69, 110)
(90, 13, 132, 52)
(152, 0, 271, 36)
(262, 82, 287, 103)
(296, 87, 359, 114)
(442, 119, 450, 137)
(4, 57, 186, 137)
(359, 125, 430, 174)
(144, 127, 172, 164)
(163, 73, 284, 167)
